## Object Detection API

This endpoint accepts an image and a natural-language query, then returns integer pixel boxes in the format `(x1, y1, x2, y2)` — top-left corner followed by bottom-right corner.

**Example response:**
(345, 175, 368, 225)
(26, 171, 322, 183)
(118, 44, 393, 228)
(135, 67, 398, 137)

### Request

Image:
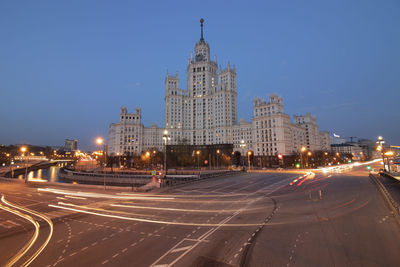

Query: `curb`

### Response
(369, 173, 400, 227)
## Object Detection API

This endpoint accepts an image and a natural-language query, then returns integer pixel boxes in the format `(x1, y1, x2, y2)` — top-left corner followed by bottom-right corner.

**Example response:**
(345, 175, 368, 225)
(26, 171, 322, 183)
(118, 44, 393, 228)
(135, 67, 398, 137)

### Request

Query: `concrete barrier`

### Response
(369, 173, 400, 227)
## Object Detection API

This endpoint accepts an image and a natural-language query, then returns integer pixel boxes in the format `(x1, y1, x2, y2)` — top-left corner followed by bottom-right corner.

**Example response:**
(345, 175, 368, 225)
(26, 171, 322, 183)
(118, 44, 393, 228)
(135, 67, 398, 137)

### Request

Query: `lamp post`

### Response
(196, 150, 201, 170)
(376, 136, 386, 171)
(300, 146, 306, 169)
(247, 151, 252, 170)
(96, 137, 106, 190)
(216, 149, 220, 169)
(152, 150, 156, 168)
(307, 151, 312, 167)
(145, 151, 151, 169)
(384, 151, 394, 173)
(240, 140, 246, 166)
(324, 152, 328, 166)
(163, 130, 170, 178)
(21, 146, 28, 183)
(116, 153, 121, 168)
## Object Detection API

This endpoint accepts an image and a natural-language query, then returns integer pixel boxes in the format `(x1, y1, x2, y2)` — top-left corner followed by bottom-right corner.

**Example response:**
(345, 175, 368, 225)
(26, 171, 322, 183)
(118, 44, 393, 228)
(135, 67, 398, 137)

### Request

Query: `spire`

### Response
(200, 18, 204, 42)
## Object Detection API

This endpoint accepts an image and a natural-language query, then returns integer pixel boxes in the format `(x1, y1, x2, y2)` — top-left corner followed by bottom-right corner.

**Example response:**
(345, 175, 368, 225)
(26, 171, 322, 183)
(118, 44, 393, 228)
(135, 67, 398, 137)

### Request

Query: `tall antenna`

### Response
(200, 18, 204, 42)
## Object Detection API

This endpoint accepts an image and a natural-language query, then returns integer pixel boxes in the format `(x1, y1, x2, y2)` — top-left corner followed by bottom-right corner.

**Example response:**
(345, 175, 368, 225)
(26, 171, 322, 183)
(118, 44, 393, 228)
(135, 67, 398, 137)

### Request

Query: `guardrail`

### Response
(3, 161, 57, 178)
(59, 169, 154, 187)
(369, 173, 400, 226)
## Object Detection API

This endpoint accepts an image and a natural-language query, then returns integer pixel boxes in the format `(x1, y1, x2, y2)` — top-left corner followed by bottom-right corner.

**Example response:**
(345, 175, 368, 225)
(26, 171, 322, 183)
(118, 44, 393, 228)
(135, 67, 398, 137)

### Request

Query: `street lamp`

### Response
(376, 136, 386, 171)
(385, 151, 394, 172)
(300, 146, 306, 168)
(240, 140, 246, 166)
(216, 149, 220, 169)
(145, 151, 151, 169)
(196, 150, 201, 170)
(20, 146, 28, 183)
(116, 152, 121, 168)
(163, 130, 170, 178)
(95, 137, 107, 190)
(247, 151, 252, 170)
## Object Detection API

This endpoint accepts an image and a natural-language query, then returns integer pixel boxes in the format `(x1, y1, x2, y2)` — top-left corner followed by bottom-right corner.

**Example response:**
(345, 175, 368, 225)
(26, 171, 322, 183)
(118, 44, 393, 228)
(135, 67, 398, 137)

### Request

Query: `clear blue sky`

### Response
(0, 0, 399, 150)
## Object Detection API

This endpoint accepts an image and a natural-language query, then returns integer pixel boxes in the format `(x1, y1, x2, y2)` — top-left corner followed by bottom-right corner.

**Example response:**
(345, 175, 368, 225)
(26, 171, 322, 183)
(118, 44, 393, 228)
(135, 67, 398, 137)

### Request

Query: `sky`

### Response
(0, 0, 399, 151)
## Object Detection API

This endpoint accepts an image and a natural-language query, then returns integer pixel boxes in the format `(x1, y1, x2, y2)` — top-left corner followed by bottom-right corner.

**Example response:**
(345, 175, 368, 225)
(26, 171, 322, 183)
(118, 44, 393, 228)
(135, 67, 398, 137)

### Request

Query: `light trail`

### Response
(64, 195, 87, 200)
(38, 188, 253, 203)
(49, 204, 265, 227)
(38, 188, 175, 200)
(0, 198, 40, 267)
(57, 202, 157, 217)
(117, 192, 250, 198)
(110, 204, 263, 213)
(1, 195, 54, 267)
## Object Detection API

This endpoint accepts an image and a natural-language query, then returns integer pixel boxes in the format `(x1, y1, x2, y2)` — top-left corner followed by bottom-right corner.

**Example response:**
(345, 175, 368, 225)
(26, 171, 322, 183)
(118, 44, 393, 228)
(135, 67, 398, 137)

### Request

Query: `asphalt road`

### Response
(0, 166, 399, 267)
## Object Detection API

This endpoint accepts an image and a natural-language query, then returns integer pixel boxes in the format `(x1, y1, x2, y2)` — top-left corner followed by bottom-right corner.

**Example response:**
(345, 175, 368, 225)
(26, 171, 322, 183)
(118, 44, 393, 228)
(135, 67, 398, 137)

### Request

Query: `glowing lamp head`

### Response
(196, 150, 200, 155)
(384, 151, 394, 156)
(96, 138, 104, 145)
(20, 146, 27, 153)
(301, 147, 306, 152)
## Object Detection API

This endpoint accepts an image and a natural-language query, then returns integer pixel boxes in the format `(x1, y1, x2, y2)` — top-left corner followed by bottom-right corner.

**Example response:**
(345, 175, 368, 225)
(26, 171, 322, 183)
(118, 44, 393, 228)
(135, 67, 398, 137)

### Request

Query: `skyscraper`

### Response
(165, 19, 237, 146)
(108, 19, 330, 162)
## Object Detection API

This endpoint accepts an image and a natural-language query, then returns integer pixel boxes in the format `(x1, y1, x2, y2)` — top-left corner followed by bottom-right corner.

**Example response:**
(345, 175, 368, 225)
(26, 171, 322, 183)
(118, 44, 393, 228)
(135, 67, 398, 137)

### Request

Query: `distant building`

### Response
(319, 131, 331, 151)
(64, 139, 78, 152)
(108, 107, 164, 156)
(331, 143, 363, 159)
(293, 113, 322, 151)
(330, 135, 346, 145)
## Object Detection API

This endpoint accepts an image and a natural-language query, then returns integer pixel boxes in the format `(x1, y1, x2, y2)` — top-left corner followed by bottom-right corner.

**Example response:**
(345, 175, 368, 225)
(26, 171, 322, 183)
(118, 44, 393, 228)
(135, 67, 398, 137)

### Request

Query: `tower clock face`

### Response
(196, 54, 204, 61)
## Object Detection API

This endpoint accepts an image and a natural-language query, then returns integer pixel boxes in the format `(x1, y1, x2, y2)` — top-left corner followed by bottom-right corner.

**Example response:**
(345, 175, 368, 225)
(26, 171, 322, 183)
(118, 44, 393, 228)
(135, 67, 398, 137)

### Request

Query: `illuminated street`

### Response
(1, 164, 400, 266)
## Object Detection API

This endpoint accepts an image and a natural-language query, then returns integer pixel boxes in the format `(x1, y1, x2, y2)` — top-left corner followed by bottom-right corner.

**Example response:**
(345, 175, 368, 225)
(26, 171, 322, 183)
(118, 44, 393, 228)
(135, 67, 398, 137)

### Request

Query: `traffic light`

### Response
(367, 165, 371, 171)
(277, 153, 283, 160)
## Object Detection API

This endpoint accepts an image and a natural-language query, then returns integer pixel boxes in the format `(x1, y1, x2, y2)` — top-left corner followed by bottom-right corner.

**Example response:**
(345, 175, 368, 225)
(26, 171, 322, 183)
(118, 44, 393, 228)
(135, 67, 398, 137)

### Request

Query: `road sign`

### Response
(152, 170, 156, 176)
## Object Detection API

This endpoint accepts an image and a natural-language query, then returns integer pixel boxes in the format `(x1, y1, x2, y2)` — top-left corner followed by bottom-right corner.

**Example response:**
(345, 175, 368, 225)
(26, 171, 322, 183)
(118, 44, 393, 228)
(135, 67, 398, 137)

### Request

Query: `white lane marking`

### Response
(102, 260, 109, 265)
(171, 246, 193, 253)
